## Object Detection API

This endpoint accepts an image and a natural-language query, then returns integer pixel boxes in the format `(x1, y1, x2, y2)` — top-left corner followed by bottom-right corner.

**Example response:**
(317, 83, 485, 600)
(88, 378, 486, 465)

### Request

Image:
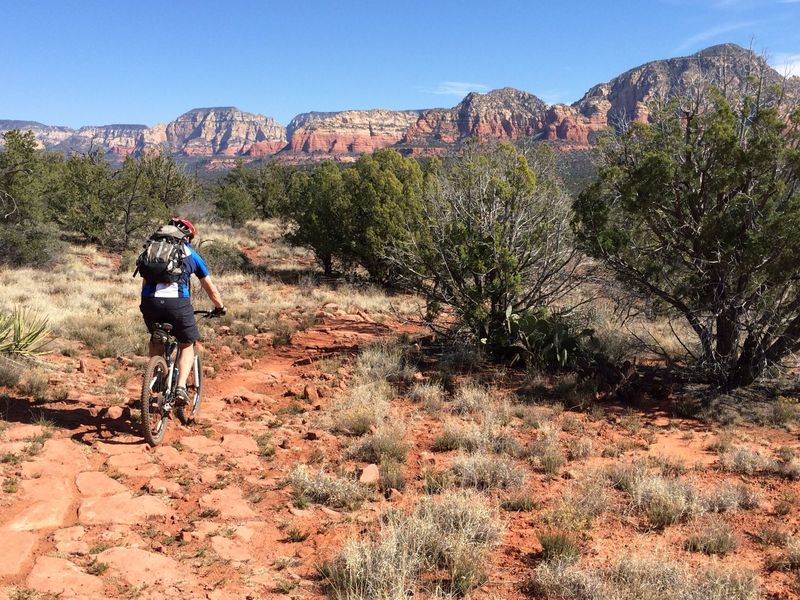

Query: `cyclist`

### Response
(139, 217, 225, 406)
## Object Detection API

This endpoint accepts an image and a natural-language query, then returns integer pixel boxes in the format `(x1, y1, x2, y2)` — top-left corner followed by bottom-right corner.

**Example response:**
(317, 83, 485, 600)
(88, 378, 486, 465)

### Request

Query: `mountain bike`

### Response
(139, 310, 218, 446)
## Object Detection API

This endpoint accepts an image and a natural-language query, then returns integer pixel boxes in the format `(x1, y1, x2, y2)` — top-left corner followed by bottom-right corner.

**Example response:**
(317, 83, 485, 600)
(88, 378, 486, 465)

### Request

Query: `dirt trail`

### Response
(0, 316, 398, 599)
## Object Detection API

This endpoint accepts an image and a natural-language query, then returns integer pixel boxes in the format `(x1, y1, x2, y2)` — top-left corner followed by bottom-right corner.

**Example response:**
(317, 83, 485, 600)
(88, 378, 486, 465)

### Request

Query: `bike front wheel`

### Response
(140, 355, 169, 446)
(176, 353, 202, 425)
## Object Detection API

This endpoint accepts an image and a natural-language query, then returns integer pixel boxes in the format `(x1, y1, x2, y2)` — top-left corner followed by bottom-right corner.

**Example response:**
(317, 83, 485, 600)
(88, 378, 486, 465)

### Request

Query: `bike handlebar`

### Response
(194, 308, 226, 318)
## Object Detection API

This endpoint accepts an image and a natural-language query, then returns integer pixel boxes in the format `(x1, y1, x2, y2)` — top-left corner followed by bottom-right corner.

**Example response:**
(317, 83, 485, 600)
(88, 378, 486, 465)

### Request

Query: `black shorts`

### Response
(140, 297, 200, 344)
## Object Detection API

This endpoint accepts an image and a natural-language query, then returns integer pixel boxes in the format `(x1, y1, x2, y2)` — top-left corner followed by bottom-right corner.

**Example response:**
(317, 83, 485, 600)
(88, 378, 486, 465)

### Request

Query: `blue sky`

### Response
(1, 0, 798, 128)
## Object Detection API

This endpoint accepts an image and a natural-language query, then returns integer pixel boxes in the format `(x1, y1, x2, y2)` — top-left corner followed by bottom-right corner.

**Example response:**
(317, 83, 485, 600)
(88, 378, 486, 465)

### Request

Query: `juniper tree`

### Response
(573, 86, 800, 387)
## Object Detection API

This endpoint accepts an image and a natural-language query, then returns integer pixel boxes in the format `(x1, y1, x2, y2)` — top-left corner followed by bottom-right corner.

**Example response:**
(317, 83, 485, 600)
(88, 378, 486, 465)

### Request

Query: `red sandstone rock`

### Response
(26, 556, 105, 598)
(359, 464, 380, 485)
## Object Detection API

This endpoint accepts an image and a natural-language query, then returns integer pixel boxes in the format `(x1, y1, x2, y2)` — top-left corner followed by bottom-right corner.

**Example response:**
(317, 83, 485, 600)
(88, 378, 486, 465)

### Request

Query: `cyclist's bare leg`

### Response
(176, 342, 194, 389)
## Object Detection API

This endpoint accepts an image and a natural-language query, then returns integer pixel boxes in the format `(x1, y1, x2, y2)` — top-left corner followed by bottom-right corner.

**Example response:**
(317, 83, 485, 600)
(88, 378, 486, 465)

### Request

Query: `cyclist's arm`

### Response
(199, 276, 224, 310)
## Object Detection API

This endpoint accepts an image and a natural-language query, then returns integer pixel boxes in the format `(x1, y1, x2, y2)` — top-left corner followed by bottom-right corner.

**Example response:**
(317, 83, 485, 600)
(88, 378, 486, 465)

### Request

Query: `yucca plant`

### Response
(0, 307, 50, 356)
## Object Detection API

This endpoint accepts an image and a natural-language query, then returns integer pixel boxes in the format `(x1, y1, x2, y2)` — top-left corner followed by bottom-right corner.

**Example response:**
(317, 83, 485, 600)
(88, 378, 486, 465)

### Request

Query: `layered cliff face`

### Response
(0, 108, 287, 160)
(402, 88, 551, 151)
(161, 107, 286, 157)
(284, 109, 422, 156)
(0, 120, 75, 150)
(574, 43, 799, 126)
(2, 43, 796, 164)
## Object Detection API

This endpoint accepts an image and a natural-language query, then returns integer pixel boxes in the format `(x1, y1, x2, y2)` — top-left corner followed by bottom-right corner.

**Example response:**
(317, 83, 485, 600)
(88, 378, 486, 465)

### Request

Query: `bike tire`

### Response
(140, 355, 169, 446)
(176, 352, 202, 425)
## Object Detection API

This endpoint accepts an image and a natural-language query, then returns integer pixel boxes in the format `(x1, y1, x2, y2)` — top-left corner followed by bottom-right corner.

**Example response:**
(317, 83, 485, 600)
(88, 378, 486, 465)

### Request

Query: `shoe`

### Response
(174, 386, 189, 406)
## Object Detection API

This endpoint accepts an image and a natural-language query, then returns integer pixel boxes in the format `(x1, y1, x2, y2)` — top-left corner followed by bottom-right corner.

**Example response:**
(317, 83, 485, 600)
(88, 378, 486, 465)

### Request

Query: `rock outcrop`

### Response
(402, 88, 548, 148)
(159, 107, 286, 157)
(284, 109, 422, 156)
(2, 44, 797, 164)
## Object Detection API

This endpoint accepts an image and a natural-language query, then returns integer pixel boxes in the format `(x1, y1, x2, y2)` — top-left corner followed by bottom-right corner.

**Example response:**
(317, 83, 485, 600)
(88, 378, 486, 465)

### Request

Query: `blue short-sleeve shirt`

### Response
(141, 243, 209, 299)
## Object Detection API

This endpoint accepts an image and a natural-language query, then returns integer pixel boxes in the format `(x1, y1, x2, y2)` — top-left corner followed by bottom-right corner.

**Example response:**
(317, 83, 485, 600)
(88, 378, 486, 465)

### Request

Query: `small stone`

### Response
(305, 430, 321, 441)
(304, 384, 319, 403)
(78, 360, 86, 373)
(288, 507, 312, 518)
(359, 464, 380, 485)
(319, 507, 341, 519)
(388, 488, 403, 502)
(106, 405, 125, 420)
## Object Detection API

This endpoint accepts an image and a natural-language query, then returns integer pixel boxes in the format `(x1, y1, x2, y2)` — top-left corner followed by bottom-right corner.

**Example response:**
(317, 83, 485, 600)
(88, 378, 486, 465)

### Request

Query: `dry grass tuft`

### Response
(346, 425, 409, 464)
(287, 466, 365, 511)
(451, 452, 527, 491)
(684, 520, 738, 555)
(330, 381, 392, 436)
(409, 382, 444, 413)
(451, 384, 492, 415)
(703, 481, 759, 512)
(319, 491, 502, 598)
(527, 424, 565, 476)
(627, 474, 702, 529)
(354, 343, 415, 383)
(531, 554, 760, 600)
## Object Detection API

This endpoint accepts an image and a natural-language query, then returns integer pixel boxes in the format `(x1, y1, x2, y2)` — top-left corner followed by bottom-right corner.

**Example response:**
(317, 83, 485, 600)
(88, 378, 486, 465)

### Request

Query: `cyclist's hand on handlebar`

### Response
(211, 306, 227, 317)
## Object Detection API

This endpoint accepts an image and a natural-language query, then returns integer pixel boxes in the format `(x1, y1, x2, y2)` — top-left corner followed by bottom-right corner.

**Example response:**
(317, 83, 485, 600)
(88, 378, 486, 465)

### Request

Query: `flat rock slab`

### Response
(54, 525, 86, 542)
(21, 438, 90, 478)
(26, 556, 104, 598)
(95, 440, 147, 455)
(230, 454, 262, 471)
(199, 487, 257, 520)
(76, 471, 127, 497)
(147, 477, 183, 498)
(2, 424, 45, 442)
(180, 435, 223, 455)
(106, 452, 153, 469)
(97, 546, 182, 587)
(220, 434, 259, 455)
(78, 492, 170, 525)
(154, 445, 189, 468)
(0, 529, 37, 577)
(7, 477, 74, 531)
(56, 540, 90, 555)
(211, 536, 252, 562)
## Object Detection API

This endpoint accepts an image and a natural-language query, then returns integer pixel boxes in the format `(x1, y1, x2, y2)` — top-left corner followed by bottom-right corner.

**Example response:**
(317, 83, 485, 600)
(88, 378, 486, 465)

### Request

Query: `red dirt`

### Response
(1, 298, 799, 598)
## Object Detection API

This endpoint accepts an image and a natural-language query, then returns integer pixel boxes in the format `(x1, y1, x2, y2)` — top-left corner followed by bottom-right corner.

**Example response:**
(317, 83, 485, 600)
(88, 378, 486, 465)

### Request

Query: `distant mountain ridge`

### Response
(2, 43, 797, 166)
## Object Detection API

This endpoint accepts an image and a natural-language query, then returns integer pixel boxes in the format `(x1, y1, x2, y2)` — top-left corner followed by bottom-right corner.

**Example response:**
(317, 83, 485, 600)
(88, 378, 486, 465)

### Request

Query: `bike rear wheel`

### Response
(140, 356, 169, 446)
(176, 353, 202, 425)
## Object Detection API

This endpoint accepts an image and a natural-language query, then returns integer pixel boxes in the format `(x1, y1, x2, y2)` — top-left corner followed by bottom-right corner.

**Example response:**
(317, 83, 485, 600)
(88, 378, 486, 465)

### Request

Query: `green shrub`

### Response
(0, 222, 65, 268)
(197, 240, 251, 274)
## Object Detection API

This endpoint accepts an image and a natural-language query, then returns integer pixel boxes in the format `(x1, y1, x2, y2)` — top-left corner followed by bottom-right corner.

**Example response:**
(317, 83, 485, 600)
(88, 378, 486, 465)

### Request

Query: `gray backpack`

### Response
(133, 225, 186, 283)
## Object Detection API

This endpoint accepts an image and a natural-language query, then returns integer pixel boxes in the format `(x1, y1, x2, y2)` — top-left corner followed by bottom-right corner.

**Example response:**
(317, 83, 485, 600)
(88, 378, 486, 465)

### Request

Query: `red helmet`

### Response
(170, 217, 196, 240)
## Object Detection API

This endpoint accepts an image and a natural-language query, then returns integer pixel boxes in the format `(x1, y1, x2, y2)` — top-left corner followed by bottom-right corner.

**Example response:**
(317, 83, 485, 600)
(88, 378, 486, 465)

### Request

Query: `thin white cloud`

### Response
(430, 81, 490, 96)
(778, 0, 800, 4)
(674, 21, 754, 52)
(772, 52, 800, 76)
